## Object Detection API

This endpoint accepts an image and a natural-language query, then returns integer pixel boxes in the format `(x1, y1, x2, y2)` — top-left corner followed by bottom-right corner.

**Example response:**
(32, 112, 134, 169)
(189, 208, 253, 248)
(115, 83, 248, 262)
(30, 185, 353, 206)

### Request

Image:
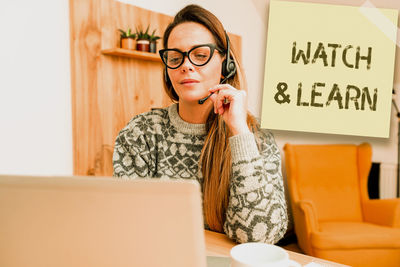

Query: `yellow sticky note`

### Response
(261, 0, 398, 138)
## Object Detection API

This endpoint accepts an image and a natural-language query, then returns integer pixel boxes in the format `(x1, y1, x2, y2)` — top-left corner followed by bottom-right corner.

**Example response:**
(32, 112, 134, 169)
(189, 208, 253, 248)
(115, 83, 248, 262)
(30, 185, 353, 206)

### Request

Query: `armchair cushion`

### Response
(311, 222, 400, 250)
(362, 199, 400, 228)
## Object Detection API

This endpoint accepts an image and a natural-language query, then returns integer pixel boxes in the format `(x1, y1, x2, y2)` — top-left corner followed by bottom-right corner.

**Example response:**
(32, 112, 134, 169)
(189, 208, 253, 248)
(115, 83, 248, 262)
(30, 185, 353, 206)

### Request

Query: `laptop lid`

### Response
(0, 175, 207, 267)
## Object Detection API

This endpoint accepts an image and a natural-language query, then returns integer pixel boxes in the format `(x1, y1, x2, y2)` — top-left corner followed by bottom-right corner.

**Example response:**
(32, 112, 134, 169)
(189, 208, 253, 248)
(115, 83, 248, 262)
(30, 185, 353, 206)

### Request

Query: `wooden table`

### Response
(204, 230, 349, 266)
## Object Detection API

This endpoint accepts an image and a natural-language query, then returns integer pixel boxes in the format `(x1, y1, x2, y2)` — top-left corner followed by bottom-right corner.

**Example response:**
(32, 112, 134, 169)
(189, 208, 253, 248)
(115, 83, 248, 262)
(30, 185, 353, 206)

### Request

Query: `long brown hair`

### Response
(162, 4, 258, 232)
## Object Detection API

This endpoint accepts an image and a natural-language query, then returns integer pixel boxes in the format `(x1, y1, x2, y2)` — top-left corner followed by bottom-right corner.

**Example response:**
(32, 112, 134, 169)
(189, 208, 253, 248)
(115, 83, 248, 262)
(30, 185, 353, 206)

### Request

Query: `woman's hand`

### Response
(208, 84, 251, 136)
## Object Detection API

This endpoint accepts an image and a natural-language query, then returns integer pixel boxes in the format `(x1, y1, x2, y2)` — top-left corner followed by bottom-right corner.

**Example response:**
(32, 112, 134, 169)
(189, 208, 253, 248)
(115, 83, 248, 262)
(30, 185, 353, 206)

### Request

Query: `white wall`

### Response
(0, 0, 398, 176)
(0, 0, 73, 175)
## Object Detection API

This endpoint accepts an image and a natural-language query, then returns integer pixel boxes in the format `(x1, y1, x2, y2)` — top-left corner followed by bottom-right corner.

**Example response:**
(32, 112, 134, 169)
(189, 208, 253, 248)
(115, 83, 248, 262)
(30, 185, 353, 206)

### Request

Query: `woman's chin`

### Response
(179, 92, 209, 104)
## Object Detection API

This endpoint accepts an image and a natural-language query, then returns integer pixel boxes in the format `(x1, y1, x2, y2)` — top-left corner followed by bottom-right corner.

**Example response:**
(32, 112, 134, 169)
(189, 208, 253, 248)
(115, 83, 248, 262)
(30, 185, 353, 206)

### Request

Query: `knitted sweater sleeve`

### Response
(112, 116, 155, 178)
(223, 130, 288, 244)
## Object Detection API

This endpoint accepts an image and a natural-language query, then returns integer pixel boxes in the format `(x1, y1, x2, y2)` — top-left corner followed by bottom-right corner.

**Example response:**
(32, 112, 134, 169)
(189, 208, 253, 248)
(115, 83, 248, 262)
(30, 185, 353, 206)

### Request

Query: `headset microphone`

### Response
(198, 31, 236, 105)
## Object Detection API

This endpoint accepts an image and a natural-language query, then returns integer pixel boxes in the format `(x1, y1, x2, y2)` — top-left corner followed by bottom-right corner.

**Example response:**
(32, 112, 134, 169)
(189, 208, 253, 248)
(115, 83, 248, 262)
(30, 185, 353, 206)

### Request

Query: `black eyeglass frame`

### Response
(159, 43, 224, 69)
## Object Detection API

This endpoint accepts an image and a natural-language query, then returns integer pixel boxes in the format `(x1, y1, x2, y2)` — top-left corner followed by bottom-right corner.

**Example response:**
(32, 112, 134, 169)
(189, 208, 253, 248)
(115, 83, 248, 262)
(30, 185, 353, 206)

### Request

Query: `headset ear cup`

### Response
(221, 59, 228, 77)
(221, 57, 236, 79)
(228, 60, 236, 75)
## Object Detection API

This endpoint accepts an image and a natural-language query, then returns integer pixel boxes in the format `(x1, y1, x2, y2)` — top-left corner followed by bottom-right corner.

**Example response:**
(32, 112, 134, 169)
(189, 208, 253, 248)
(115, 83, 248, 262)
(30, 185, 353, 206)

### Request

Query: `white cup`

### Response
(230, 242, 301, 267)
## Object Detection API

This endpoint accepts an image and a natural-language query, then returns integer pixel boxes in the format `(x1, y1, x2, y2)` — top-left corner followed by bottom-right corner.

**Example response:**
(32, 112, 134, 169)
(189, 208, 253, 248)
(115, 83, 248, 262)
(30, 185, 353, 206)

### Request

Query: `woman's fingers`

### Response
(209, 88, 229, 114)
(209, 85, 224, 114)
(215, 89, 234, 114)
(208, 84, 227, 93)
(208, 85, 249, 135)
(215, 90, 240, 114)
(208, 84, 247, 115)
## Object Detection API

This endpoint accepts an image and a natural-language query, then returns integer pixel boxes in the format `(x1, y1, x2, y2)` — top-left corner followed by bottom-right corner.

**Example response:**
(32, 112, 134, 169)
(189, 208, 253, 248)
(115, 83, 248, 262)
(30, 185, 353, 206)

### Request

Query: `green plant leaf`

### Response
(119, 29, 126, 37)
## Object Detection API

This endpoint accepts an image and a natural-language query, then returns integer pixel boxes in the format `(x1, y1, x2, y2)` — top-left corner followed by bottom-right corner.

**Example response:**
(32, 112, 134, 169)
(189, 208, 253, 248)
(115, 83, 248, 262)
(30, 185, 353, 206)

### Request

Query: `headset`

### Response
(220, 31, 237, 83)
(163, 31, 237, 104)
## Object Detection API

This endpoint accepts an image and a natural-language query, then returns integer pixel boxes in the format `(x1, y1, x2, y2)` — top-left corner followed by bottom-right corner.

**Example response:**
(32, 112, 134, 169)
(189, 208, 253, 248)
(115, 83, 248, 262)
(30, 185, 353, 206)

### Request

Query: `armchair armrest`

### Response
(362, 199, 400, 228)
(297, 200, 319, 231)
(293, 200, 319, 254)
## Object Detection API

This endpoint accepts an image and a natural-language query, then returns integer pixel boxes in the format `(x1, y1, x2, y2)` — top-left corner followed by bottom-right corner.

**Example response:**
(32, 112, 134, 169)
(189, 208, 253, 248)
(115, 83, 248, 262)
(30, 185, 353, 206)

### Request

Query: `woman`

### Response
(113, 4, 288, 244)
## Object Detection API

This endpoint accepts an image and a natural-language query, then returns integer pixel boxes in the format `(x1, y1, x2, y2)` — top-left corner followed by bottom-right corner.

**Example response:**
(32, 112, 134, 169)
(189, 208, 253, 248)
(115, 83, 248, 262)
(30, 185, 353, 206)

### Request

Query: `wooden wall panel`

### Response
(69, 0, 242, 176)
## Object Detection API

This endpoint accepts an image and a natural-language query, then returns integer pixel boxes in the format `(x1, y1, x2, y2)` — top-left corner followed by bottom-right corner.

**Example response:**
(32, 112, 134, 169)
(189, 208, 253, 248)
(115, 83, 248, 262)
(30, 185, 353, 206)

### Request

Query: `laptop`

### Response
(0, 175, 207, 267)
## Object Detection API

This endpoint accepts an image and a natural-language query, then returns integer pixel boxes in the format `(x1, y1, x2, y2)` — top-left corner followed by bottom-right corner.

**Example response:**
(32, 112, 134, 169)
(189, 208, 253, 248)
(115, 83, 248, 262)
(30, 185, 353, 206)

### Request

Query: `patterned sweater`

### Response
(113, 103, 288, 244)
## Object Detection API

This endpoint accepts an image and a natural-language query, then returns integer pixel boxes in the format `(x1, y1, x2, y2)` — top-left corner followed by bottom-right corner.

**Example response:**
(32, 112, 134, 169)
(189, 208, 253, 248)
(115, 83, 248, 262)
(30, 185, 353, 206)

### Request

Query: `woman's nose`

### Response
(180, 56, 194, 72)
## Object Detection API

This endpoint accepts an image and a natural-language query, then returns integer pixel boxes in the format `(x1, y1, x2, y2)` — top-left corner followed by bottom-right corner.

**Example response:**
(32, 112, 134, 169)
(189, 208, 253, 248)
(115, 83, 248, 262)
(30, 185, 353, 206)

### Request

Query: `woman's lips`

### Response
(180, 79, 200, 84)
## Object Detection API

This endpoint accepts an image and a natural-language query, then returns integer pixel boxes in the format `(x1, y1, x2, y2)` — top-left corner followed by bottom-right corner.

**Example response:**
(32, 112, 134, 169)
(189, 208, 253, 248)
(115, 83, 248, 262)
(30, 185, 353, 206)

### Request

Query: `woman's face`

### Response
(167, 22, 224, 104)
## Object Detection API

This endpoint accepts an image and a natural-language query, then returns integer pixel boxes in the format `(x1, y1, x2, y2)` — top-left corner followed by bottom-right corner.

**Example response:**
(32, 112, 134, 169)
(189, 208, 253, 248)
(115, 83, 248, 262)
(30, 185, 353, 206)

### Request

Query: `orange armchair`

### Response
(284, 143, 400, 267)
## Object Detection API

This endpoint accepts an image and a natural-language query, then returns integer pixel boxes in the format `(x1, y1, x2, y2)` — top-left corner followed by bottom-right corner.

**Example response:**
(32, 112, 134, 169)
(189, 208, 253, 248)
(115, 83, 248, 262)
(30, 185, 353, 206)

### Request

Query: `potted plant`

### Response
(149, 29, 161, 53)
(119, 27, 136, 50)
(135, 25, 150, 52)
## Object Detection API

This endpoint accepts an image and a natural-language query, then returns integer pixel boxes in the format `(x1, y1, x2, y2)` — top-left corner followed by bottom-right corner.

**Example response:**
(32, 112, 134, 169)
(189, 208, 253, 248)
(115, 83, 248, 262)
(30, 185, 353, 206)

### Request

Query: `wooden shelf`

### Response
(101, 48, 161, 62)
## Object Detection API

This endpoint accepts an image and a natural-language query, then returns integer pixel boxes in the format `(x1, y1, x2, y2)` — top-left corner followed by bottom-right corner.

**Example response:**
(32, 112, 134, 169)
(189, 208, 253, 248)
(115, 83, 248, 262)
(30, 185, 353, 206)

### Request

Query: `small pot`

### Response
(136, 39, 150, 52)
(120, 38, 135, 50)
(149, 41, 157, 53)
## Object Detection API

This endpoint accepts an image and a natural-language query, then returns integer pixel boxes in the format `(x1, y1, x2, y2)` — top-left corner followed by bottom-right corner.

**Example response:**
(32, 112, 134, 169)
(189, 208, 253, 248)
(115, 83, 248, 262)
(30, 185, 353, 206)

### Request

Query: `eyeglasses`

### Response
(159, 44, 223, 69)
